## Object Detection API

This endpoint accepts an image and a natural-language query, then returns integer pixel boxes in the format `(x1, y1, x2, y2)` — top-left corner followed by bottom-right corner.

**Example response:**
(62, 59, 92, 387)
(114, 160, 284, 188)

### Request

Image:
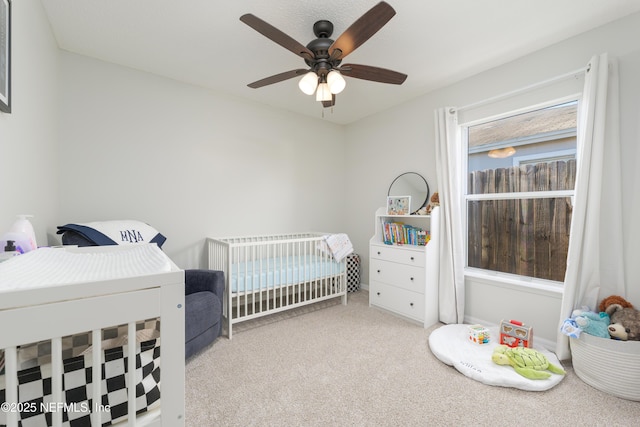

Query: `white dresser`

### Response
(369, 206, 439, 327)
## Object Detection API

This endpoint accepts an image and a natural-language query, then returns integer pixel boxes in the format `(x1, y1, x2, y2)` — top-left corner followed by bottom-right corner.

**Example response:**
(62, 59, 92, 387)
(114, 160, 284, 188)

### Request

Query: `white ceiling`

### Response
(40, 0, 640, 125)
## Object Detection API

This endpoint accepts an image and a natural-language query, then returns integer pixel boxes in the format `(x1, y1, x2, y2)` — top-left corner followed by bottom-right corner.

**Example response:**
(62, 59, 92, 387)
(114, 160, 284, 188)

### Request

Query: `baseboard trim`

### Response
(359, 286, 557, 350)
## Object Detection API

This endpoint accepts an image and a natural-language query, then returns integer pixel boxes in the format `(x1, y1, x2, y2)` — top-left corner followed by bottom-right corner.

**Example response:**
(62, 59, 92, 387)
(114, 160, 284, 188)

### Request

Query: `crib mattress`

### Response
(230, 255, 345, 293)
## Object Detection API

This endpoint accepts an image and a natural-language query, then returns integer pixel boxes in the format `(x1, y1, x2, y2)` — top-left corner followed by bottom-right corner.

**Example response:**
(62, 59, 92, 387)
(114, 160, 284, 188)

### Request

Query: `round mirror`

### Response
(388, 172, 430, 214)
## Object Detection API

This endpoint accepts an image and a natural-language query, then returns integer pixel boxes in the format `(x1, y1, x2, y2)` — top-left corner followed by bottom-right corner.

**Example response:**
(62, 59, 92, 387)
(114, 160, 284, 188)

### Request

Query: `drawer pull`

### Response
(377, 292, 381, 296)
(377, 251, 381, 255)
(410, 256, 415, 261)
(410, 302, 414, 307)
(377, 269, 381, 273)
(410, 277, 414, 281)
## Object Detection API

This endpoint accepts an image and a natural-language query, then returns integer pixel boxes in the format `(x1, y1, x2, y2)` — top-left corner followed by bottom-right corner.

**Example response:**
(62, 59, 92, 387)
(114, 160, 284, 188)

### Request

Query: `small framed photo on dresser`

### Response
(0, 0, 10, 114)
(387, 195, 411, 215)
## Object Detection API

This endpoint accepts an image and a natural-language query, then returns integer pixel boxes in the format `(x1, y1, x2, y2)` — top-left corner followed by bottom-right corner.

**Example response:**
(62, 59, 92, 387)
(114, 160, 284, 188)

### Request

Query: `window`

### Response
(463, 100, 578, 282)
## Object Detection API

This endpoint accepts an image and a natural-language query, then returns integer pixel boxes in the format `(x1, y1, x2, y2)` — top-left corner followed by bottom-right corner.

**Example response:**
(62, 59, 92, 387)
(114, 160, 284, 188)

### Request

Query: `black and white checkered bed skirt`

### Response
(0, 321, 161, 427)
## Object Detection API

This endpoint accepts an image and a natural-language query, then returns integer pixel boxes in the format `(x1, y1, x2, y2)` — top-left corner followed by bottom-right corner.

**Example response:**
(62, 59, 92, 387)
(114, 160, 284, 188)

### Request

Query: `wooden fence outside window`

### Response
(467, 159, 576, 281)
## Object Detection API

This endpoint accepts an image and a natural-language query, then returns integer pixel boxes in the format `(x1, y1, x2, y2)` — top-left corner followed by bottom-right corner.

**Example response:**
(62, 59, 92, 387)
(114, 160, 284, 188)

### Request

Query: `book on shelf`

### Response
(380, 219, 430, 246)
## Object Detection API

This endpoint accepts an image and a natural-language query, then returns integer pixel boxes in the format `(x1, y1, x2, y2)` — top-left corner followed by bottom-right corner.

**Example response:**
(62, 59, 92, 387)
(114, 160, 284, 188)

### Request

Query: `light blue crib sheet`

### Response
(230, 255, 344, 292)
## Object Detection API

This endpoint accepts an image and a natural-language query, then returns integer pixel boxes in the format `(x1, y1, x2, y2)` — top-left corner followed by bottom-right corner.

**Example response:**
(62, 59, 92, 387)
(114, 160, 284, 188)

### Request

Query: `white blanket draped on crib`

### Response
(322, 233, 354, 263)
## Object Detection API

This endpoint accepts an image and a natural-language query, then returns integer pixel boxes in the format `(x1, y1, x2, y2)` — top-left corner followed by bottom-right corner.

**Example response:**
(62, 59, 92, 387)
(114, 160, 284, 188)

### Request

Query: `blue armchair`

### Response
(185, 269, 224, 359)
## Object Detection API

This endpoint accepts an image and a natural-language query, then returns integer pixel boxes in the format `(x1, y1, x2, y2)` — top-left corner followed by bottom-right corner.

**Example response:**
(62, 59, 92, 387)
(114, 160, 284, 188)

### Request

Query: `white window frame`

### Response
(460, 94, 581, 288)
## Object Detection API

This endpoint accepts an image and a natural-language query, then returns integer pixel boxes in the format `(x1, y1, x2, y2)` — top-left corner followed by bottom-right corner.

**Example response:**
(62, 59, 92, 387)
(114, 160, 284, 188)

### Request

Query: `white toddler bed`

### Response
(0, 244, 185, 427)
(207, 233, 349, 338)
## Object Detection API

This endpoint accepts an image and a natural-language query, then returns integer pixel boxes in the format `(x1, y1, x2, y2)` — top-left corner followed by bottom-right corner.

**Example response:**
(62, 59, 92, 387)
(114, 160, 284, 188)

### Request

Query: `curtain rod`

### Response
(454, 65, 589, 114)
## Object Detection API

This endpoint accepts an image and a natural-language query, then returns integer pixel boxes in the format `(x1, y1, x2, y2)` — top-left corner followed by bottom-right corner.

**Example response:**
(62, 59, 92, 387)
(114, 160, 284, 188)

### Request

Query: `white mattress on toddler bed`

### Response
(0, 244, 172, 291)
(428, 324, 565, 391)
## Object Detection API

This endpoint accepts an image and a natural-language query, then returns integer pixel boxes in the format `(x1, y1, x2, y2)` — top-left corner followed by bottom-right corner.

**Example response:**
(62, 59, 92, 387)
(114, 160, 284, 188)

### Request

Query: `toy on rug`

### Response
(600, 295, 640, 341)
(491, 345, 566, 380)
(468, 324, 490, 344)
(499, 319, 533, 347)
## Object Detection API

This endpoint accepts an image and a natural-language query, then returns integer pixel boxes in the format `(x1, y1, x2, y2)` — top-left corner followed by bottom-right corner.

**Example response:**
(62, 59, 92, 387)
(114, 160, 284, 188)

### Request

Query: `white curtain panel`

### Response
(434, 108, 465, 324)
(556, 53, 626, 360)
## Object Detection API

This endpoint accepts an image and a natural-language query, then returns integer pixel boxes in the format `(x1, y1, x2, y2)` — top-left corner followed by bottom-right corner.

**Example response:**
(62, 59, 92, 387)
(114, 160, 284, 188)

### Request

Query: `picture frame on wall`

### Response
(0, 0, 10, 114)
(386, 195, 411, 215)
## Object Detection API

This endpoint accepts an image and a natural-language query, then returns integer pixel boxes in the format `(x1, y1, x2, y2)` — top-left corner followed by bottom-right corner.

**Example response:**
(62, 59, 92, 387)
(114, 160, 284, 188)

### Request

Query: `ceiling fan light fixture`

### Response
(241, 2, 406, 108)
(327, 70, 346, 94)
(315, 82, 332, 102)
(298, 72, 318, 95)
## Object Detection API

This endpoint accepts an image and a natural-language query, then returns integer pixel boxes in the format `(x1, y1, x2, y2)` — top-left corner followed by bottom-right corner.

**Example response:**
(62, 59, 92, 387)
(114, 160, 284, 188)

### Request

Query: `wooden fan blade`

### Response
(328, 2, 395, 60)
(340, 64, 407, 85)
(322, 94, 336, 108)
(240, 14, 314, 60)
(247, 69, 308, 89)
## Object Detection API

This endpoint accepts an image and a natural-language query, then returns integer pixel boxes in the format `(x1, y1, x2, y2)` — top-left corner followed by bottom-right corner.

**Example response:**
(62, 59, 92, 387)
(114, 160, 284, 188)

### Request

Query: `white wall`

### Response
(55, 52, 346, 268)
(0, 0, 59, 246)
(345, 12, 640, 345)
(344, 99, 437, 269)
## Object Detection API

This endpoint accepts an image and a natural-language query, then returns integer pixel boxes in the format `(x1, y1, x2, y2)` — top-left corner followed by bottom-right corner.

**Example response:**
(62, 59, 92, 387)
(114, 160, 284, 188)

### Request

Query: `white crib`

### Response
(0, 245, 185, 427)
(207, 233, 348, 339)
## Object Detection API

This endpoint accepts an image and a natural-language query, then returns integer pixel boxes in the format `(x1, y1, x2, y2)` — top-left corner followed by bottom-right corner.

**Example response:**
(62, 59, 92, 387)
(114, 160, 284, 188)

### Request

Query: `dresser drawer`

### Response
(370, 281, 425, 322)
(370, 244, 425, 267)
(370, 258, 425, 293)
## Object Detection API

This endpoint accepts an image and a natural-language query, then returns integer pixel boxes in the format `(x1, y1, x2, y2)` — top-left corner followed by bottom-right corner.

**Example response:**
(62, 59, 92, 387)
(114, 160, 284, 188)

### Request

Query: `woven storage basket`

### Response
(570, 333, 640, 401)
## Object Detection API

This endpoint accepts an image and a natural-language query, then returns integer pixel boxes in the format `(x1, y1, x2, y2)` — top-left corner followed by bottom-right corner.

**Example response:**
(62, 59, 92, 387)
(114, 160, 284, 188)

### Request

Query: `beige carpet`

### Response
(185, 291, 639, 426)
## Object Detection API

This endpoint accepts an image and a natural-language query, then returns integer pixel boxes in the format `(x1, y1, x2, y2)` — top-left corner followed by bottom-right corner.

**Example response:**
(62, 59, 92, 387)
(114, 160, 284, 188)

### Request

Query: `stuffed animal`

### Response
(607, 323, 629, 340)
(559, 306, 606, 338)
(415, 206, 428, 215)
(573, 310, 610, 338)
(598, 295, 634, 313)
(426, 192, 439, 214)
(491, 345, 565, 380)
(606, 305, 640, 341)
(600, 295, 640, 341)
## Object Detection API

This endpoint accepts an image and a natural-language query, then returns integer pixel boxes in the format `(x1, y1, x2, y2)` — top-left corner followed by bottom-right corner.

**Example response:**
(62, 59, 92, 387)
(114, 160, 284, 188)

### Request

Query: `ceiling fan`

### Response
(240, 1, 407, 108)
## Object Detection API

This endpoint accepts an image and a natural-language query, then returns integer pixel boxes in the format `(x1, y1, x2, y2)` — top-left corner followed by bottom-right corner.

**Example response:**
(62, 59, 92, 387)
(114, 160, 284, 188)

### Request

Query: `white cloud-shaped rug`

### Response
(428, 324, 565, 391)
